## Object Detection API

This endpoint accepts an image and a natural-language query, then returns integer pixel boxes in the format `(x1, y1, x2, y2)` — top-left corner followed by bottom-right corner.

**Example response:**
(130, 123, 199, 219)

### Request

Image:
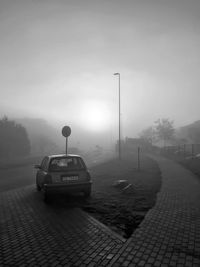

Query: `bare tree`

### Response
(154, 118, 175, 147)
(139, 126, 157, 145)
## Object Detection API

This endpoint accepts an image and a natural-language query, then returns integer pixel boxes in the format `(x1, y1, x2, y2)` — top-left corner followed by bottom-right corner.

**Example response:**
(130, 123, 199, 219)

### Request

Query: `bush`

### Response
(0, 116, 31, 158)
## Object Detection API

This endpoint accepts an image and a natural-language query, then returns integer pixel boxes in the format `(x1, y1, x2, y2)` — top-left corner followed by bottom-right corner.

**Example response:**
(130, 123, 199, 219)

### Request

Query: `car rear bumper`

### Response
(43, 182, 92, 194)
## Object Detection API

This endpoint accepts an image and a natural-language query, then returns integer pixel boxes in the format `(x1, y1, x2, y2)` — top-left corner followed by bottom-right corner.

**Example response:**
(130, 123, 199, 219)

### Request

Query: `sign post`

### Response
(62, 126, 71, 155)
(137, 146, 140, 171)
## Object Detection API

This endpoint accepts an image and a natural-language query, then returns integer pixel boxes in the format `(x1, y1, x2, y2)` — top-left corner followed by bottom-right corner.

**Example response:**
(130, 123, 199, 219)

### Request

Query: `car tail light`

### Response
(44, 174, 52, 184)
(86, 171, 91, 181)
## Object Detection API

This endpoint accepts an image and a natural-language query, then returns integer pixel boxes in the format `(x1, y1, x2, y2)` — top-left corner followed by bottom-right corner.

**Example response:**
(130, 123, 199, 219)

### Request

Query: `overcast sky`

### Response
(0, 0, 200, 144)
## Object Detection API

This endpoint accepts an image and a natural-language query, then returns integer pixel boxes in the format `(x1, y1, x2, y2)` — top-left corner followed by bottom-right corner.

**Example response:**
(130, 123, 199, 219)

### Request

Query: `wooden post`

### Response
(192, 144, 194, 159)
(137, 147, 140, 171)
(183, 144, 186, 159)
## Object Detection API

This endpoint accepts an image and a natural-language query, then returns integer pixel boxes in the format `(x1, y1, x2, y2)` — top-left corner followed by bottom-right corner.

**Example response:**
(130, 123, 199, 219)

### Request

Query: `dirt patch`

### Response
(82, 153, 161, 238)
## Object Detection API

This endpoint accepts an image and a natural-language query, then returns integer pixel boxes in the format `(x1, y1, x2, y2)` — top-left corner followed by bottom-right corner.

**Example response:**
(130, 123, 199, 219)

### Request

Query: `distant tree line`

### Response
(140, 118, 200, 147)
(140, 118, 175, 147)
(0, 116, 31, 158)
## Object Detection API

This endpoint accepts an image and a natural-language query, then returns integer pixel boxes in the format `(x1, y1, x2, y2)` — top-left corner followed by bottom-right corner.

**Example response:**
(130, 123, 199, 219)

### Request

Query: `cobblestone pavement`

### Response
(0, 185, 125, 267)
(0, 157, 200, 266)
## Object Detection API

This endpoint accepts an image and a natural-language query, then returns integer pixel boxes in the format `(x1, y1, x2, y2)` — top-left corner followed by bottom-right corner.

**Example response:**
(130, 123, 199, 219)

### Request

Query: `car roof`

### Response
(47, 154, 82, 159)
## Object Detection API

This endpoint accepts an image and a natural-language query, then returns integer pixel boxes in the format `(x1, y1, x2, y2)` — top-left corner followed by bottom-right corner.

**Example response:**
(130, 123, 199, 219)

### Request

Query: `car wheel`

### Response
(36, 183, 41, 191)
(84, 188, 91, 198)
(44, 191, 51, 203)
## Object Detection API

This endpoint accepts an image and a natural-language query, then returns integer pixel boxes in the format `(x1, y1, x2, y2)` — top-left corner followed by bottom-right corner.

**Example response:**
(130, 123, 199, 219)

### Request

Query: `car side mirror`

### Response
(34, 164, 41, 169)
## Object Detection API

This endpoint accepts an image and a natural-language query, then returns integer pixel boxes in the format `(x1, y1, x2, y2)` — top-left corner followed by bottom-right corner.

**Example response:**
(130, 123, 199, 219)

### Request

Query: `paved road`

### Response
(0, 157, 200, 266)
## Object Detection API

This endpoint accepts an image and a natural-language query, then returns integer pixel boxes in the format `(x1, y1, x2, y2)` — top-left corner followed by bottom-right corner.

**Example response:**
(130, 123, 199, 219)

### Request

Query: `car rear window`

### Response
(49, 157, 85, 171)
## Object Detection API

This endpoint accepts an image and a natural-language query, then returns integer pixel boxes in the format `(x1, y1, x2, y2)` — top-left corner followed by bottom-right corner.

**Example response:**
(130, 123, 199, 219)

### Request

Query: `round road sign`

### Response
(62, 126, 71, 137)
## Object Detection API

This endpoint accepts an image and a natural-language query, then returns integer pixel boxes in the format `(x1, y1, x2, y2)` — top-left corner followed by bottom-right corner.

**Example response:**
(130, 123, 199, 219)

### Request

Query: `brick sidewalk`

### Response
(0, 157, 200, 266)
(0, 186, 124, 266)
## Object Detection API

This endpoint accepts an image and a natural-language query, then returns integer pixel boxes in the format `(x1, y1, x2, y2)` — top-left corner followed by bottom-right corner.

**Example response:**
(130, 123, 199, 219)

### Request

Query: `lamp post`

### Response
(114, 72, 121, 160)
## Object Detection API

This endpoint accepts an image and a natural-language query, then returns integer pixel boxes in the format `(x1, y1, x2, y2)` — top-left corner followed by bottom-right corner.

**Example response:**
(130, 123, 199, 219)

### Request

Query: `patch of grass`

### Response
(82, 154, 162, 238)
(180, 158, 200, 177)
(0, 156, 43, 169)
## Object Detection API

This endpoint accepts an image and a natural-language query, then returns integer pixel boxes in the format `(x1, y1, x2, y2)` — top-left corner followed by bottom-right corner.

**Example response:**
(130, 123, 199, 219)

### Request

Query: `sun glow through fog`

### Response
(80, 101, 111, 132)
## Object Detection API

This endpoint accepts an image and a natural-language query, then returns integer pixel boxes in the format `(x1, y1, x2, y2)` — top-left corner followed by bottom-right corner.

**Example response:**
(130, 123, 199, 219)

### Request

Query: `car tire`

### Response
(84, 188, 91, 198)
(36, 183, 41, 191)
(44, 191, 51, 203)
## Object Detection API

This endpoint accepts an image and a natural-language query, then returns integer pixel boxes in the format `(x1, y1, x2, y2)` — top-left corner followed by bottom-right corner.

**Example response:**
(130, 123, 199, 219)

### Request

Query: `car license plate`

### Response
(62, 176, 78, 181)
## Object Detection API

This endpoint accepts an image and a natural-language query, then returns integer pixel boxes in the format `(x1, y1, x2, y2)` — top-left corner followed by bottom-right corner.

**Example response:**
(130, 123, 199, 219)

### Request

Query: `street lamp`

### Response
(114, 72, 121, 160)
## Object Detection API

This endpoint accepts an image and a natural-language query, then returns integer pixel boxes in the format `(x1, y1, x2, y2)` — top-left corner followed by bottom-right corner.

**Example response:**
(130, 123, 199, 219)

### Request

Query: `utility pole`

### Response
(114, 72, 121, 160)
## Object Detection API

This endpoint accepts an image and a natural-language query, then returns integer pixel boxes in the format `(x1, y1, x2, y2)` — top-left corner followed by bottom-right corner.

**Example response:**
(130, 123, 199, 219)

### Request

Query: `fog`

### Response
(1, 0, 200, 150)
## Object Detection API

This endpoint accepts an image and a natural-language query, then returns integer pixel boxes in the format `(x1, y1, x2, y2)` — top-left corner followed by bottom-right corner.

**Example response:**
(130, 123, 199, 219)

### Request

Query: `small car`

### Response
(35, 154, 92, 202)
